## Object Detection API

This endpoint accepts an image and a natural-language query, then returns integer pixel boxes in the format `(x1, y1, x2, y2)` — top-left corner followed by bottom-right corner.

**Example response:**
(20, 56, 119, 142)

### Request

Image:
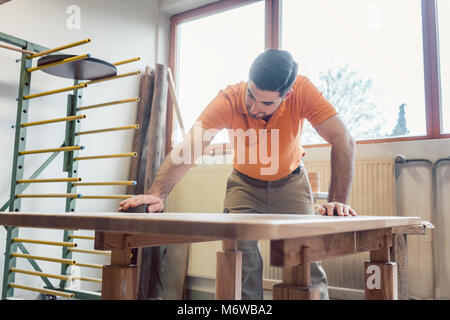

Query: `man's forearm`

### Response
(328, 135, 355, 204)
(146, 153, 193, 200)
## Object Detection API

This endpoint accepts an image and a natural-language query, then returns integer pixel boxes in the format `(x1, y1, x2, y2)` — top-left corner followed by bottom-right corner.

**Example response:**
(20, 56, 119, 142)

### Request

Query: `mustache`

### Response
(246, 105, 266, 118)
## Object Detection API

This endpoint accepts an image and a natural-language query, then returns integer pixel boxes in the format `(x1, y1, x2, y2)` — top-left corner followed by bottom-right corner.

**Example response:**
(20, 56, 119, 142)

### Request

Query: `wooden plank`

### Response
(222, 240, 238, 251)
(282, 247, 310, 286)
(369, 231, 392, 263)
(390, 233, 409, 300)
(127, 66, 154, 195)
(110, 247, 132, 265)
(273, 283, 320, 300)
(356, 228, 390, 252)
(95, 231, 214, 250)
(392, 224, 427, 235)
(271, 229, 388, 267)
(216, 250, 242, 300)
(139, 63, 169, 300)
(167, 67, 185, 137)
(102, 244, 137, 300)
(364, 262, 398, 300)
(0, 212, 422, 241)
(144, 63, 168, 190)
(102, 265, 138, 300)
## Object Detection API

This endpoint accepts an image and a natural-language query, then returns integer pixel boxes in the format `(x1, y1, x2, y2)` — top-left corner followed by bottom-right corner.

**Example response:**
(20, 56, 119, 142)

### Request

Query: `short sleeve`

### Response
(299, 78, 338, 128)
(196, 87, 235, 130)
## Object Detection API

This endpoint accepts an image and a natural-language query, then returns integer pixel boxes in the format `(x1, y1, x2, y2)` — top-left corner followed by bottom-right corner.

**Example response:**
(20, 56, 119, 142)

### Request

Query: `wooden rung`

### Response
(86, 70, 141, 85)
(76, 276, 102, 283)
(112, 57, 140, 66)
(78, 195, 133, 200)
(12, 238, 77, 247)
(17, 178, 81, 184)
(9, 283, 74, 298)
(27, 53, 90, 72)
(76, 97, 139, 111)
(73, 262, 103, 269)
(10, 268, 74, 282)
(68, 248, 111, 256)
(69, 235, 95, 240)
(19, 145, 84, 155)
(22, 83, 87, 100)
(27, 38, 91, 59)
(74, 152, 137, 161)
(0, 42, 34, 54)
(16, 193, 82, 199)
(11, 253, 76, 265)
(22, 115, 86, 127)
(76, 125, 139, 136)
(73, 181, 136, 186)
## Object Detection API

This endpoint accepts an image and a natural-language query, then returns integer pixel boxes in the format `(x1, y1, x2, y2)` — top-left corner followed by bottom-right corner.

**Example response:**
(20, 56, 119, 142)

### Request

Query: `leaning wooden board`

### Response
(0, 212, 423, 300)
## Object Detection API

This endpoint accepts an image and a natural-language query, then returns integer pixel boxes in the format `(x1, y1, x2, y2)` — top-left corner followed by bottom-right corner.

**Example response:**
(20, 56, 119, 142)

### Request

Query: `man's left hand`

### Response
(317, 202, 357, 216)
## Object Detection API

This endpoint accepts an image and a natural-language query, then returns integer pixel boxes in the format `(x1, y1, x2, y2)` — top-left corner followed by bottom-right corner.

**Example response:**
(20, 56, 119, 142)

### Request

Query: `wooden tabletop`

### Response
(0, 212, 421, 241)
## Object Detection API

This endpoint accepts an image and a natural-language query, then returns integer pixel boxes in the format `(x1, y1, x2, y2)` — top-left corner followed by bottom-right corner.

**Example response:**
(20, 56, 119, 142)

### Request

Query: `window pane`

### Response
(176, 1, 265, 144)
(438, 0, 450, 133)
(282, 0, 426, 144)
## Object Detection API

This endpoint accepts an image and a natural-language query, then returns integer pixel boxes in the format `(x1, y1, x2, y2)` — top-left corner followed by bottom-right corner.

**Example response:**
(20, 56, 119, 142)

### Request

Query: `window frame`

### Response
(166, 0, 447, 155)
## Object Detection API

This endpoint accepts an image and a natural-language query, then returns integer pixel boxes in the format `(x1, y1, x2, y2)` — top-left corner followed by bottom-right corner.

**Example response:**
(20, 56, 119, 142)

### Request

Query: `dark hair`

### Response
(249, 49, 298, 97)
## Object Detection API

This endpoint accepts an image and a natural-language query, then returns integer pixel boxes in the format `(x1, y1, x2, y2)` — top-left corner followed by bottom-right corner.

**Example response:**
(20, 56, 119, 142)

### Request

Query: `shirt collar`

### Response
(238, 83, 288, 120)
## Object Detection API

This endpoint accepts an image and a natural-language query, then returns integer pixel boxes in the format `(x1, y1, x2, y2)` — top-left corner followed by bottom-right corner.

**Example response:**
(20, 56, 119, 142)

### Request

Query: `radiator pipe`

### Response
(394, 154, 450, 300)
(430, 156, 450, 300)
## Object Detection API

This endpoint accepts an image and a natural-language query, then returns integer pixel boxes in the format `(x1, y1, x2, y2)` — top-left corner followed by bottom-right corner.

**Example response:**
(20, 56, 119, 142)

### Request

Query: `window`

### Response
(438, 0, 450, 133)
(281, 0, 427, 144)
(169, 0, 447, 151)
(174, 1, 265, 144)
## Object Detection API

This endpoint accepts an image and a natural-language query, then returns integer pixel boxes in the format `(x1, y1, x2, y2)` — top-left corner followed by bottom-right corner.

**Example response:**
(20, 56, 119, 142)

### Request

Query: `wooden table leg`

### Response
(273, 246, 320, 300)
(390, 233, 408, 300)
(365, 234, 398, 300)
(216, 240, 242, 300)
(102, 237, 138, 300)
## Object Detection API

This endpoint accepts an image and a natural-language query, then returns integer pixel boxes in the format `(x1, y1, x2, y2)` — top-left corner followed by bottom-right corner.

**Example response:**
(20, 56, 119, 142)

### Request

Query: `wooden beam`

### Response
(216, 240, 241, 300)
(127, 66, 154, 196)
(390, 233, 409, 300)
(144, 63, 168, 190)
(138, 63, 169, 300)
(273, 247, 320, 300)
(95, 231, 214, 250)
(0, 0, 11, 5)
(271, 228, 391, 267)
(101, 243, 138, 300)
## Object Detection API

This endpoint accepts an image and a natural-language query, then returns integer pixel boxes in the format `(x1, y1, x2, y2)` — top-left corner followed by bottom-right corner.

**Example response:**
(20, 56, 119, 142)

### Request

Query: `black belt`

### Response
(233, 165, 302, 188)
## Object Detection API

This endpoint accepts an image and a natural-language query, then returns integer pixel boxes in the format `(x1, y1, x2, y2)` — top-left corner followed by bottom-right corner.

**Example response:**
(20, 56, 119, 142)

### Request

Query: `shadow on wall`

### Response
(0, 80, 18, 100)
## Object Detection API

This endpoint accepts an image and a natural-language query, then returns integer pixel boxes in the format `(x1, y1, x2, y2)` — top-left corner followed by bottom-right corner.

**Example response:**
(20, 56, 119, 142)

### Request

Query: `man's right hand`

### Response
(118, 194, 164, 213)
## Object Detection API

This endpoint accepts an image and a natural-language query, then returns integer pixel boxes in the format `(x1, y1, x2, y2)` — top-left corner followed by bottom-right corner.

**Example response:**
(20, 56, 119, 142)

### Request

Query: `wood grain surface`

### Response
(0, 212, 421, 241)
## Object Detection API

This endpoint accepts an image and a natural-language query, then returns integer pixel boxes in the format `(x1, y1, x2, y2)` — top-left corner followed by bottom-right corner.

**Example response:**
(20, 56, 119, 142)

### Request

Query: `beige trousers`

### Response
(223, 165, 329, 300)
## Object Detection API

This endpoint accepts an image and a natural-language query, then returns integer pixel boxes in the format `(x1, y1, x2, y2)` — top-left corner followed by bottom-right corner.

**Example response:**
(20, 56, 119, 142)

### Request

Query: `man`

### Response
(119, 49, 357, 300)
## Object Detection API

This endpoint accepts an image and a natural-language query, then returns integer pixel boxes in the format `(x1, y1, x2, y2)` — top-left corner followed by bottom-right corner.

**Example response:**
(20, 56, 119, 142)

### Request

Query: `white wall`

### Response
(0, 0, 169, 298)
(160, 0, 220, 16)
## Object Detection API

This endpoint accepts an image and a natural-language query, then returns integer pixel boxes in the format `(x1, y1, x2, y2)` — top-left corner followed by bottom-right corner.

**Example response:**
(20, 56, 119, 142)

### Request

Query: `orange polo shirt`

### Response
(196, 75, 337, 181)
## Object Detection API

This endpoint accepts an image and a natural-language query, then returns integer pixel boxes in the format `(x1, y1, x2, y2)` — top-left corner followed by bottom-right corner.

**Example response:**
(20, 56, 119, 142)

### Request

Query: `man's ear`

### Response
(282, 88, 294, 101)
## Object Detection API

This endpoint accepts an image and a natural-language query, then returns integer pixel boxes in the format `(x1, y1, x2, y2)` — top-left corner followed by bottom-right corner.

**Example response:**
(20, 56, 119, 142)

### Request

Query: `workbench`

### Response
(0, 212, 424, 300)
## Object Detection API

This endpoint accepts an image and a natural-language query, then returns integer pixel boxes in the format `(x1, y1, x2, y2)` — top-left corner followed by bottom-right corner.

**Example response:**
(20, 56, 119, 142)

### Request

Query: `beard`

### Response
(246, 105, 268, 119)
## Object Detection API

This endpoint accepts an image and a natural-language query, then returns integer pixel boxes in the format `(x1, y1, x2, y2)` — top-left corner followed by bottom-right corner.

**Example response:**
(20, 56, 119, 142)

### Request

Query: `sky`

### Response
(175, 0, 448, 144)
